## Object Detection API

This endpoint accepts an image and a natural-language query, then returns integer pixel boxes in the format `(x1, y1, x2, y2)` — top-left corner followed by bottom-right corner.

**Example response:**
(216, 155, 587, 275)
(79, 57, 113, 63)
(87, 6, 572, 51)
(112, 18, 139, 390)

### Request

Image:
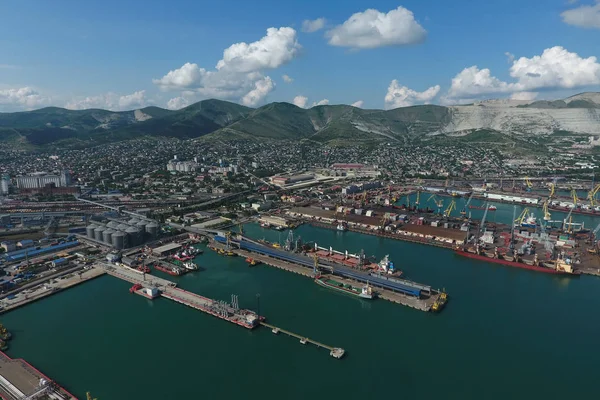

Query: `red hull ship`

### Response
(154, 264, 182, 276)
(454, 249, 571, 275)
(549, 205, 599, 217)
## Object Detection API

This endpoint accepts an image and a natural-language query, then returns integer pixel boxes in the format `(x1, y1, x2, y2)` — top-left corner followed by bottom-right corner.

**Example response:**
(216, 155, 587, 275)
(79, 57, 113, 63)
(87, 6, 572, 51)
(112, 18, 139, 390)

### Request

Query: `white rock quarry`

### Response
(434, 94, 600, 135)
(134, 109, 152, 122)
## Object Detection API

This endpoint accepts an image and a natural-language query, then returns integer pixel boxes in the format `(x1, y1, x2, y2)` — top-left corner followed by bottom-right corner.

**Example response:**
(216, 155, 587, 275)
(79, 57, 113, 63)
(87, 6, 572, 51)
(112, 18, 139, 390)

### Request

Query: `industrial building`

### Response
(15, 170, 71, 189)
(342, 181, 382, 195)
(0, 175, 9, 195)
(271, 174, 314, 186)
(85, 217, 160, 249)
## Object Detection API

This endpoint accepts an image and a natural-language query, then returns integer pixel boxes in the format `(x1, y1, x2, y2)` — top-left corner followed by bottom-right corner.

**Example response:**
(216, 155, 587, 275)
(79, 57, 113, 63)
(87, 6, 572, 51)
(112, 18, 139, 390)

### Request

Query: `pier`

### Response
(260, 322, 345, 359)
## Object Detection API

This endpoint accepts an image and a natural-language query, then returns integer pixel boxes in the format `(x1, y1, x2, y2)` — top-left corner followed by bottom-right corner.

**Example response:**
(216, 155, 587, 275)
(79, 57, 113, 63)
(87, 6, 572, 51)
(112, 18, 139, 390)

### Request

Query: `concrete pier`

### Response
(260, 322, 345, 359)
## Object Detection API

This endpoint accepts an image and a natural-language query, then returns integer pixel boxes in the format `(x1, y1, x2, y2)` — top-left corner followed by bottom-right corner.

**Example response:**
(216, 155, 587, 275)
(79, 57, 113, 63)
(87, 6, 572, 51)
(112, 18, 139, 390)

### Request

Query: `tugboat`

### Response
(0, 324, 11, 342)
(183, 261, 199, 271)
(154, 264, 183, 276)
(336, 222, 348, 232)
(245, 257, 260, 266)
(314, 275, 374, 299)
(431, 291, 448, 313)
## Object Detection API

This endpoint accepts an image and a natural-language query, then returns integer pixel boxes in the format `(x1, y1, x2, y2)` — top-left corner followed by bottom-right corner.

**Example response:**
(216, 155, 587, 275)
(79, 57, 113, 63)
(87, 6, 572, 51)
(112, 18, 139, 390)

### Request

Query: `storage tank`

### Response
(125, 226, 140, 247)
(117, 224, 129, 232)
(112, 231, 126, 250)
(136, 221, 148, 241)
(102, 229, 114, 245)
(145, 222, 159, 237)
(106, 221, 119, 229)
(129, 218, 139, 225)
(94, 226, 106, 242)
(86, 225, 96, 238)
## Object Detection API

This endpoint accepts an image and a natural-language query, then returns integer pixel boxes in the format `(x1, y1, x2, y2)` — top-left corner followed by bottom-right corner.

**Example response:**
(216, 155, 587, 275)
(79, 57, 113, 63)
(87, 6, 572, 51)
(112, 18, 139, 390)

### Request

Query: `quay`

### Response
(0, 350, 77, 399)
(0, 267, 106, 315)
(211, 237, 443, 312)
(101, 263, 345, 358)
(260, 321, 345, 359)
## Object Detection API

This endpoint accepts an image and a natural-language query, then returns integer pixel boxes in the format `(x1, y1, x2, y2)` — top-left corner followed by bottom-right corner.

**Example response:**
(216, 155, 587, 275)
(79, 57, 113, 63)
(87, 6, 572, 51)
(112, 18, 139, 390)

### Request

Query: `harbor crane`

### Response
(542, 200, 551, 221)
(414, 190, 421, 207)
(524, 177, 533, 191)
(478, 202, 490, 235)
(444, 199, 456, 217)
(514, 208, 530, 226)
(509, 206, 517, 251)
(461, 192, 475, 216)
(86, 393, 97, 400)
(563, 189, 578, 231)
(428, 194, 443, 214)
(548, 182, 555, 200)
(587, 183, 600, 208)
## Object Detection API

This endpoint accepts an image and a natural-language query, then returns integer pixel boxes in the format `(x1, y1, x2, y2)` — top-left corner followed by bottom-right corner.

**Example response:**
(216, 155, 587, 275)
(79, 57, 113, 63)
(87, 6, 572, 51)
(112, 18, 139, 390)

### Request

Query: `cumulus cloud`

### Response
(153, 27, 300, 106)
(444, 46, 600, 103)
(293, 95, 308, 108)
(65, 90, 147, 111)
(167, 96, 191, 110)
(242, 77, 275, 106)
(302, 18, 326, 33)
(561, 1, 600, 29)
(282, 74, 293, 83)
(312, 99, 329, 106)
(351, 100, 364, 108)
(0, 87, 50, 109)
(384, 80, 440, 109)
(505, 52, 515, 63)
(326, 6, 426, 49)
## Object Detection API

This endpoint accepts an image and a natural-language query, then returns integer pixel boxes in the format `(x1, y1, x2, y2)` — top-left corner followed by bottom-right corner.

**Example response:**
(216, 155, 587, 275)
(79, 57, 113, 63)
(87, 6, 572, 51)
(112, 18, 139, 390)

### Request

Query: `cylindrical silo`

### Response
(107, 221, 119, 229)
(112, 231, 125, 250)
(102, 229, 114, 245)
(125, 226, 140, 247)
(94, 226, 106, 242)
(136, 221, 148, 242)
(145, 223, 158, 238)
(117, 224, 129, 232)
(86, 225, 96, 238)
(129, 218, 139, 225)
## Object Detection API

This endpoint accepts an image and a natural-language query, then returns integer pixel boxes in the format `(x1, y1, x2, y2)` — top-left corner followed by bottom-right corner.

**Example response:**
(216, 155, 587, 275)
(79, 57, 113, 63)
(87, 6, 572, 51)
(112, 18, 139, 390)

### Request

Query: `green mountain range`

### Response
(1, 92, 599, 149)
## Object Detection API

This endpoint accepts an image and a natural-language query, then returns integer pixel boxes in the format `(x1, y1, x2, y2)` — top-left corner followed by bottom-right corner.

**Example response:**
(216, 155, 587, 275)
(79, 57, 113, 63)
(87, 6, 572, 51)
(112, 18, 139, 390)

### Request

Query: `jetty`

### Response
(260, 321, 345, 359)
(101, 262, 345, 358)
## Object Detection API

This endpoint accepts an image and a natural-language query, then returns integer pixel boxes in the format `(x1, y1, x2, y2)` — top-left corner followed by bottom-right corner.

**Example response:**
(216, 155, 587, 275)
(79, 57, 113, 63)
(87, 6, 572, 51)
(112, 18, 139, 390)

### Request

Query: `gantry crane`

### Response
(461, 192, 475, 215)
(524, 177, 533, 191)
(542, 200, 551, 221)
(563, 189, 578, 230)
(515, 208, 530, 226)
(587, 184, 600, 208)
(548, 182, 555, 200)
(444, 199, 456, 217)
(414, 190, 421, 207)
(428, 194, 443, 214)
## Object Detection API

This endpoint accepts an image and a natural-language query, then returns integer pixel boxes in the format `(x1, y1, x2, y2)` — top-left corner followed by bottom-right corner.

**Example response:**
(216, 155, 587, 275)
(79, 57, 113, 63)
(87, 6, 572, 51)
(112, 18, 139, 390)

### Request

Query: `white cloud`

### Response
(302, 18, 326, 33)
(0, 87, 50, 110)
(505, 52, 515, 63)
(326, 6, 426, 49)
(561, 1, 600, 29)
(351, 100, 364, 108)
(312, 99, 329, 107)
(445, 46, 600, 103)
(293, 95, 308, 108)
(282, 74, 293, 83)
(241, 77, 275, 106)
(65, 90, 147, 111)
(167, 96, 191, 110)
(153, 27, 300, 106)
(384, 80, 440, 109)
(510, 92, 538, 101)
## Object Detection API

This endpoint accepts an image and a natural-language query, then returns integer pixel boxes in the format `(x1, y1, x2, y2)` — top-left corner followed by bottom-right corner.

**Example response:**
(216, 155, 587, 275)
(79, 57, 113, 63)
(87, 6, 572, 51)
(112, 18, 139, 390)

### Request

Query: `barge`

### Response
(315, 275, 374, 299)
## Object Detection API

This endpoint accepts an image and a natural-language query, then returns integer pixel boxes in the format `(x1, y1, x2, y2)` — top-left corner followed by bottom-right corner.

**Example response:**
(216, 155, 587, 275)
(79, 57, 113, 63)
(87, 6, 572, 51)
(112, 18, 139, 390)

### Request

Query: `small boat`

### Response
(183, 261, 199, 271)
(431, 292, 448, 313)
(245, 257, 260, 266)
(336, 222, 347, 232)
(260, 222, 270, 228)
(315, 275, 374, 299)
(488, 205, 497, 211)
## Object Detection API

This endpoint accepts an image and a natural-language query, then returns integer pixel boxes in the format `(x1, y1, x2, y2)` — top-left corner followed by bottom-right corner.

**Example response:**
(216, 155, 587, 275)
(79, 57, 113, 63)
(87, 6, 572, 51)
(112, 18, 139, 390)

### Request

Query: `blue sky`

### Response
(0, 0, 599, 111)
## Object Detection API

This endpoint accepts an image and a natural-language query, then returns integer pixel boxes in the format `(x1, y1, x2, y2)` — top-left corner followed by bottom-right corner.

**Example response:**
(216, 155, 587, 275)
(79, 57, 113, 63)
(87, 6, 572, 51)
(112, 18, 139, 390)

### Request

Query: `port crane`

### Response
(524, 177, 533, 191)
(460, 192, 475, 216)
(428, 194, 443, 214)
(587, 183, 600, 208)
(563, 189, 578, 231)
(548, 182, 555, 200)
(542, 200, 551, 221)
(444, 199, 456, 217)
(509, 206, 517, 251)
(414, 190, 421, 207)
(86, 393, 97, 400)
(478, 202, 490, 236)
(514, 208, 530, 226)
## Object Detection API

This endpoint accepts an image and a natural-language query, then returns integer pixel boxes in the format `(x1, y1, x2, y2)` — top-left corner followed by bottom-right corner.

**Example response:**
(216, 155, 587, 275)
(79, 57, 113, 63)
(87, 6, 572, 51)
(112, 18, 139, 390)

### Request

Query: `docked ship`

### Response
(454, 246, 579, 275)
(431, 292, 448, 313)
(468, 205, 497, 211)
(516, 212, 538, 229)
(183, 261, 199, 271)
(315, 275, 374, 299)
(336, 222, 348, 232)
(154, 264, 183, 276)
(136, 265, 151, 273)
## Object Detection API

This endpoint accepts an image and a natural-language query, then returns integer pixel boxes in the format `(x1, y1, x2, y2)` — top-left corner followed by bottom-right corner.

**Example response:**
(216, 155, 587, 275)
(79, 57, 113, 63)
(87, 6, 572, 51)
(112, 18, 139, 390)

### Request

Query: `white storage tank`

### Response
(106, 221, 120, 229)
(112, 231, 126, 250)
(94, 226, 106, 242)
(103, 229, 114, 245)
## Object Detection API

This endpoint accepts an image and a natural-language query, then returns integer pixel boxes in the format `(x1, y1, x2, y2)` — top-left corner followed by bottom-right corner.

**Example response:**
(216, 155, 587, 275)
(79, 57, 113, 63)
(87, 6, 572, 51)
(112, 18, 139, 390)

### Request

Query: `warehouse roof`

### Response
(152, 242, 181, 255)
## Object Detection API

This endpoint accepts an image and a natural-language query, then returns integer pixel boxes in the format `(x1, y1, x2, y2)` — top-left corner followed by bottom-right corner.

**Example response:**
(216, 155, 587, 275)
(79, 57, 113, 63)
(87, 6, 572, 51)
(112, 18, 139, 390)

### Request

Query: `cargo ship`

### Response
(454, 247, 579, 275)
(153, 264, 183, 276)
(315, 275, 374, 299)
(468, 205, 497, 211)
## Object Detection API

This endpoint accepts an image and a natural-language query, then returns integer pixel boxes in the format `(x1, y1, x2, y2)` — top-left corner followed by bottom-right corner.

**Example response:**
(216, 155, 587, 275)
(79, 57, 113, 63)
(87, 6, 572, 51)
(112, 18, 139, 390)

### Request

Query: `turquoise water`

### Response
(399, 192, 600, 230)
(2, 223, 600, 399)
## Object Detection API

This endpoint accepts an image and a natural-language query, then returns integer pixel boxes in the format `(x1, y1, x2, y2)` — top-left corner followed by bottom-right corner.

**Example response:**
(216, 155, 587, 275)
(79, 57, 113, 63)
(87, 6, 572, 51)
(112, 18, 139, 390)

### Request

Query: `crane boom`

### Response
(479, 202, 489, 234)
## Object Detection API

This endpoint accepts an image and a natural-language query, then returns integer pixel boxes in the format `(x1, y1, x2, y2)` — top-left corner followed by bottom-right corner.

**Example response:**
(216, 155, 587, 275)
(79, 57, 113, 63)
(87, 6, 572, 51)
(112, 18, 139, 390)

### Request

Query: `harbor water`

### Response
(2, 222, 600, 399)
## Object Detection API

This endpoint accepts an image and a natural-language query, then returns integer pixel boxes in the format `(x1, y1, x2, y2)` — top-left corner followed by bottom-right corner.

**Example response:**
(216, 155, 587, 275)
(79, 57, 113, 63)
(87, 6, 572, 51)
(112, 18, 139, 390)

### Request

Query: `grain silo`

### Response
(125, 226, 140, 247)
(112, 231, 126, 250)
(136, 221, 148, 242)
(129, 218, 140, 225)
(117, 223, 130, 232)
(94, 226, 106, 242)
(106, 221, 120, 229)
(86, 225, 97, 239)
(102, 229, 114, 245)
(145, 222, 159, 238)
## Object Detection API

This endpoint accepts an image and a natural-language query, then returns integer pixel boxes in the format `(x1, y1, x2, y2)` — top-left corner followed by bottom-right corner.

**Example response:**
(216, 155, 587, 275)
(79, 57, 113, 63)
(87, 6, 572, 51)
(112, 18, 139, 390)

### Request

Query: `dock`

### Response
(100, 263, 259, 329)
(260, 322, 345, 359)
(0, 267, 106, 315)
